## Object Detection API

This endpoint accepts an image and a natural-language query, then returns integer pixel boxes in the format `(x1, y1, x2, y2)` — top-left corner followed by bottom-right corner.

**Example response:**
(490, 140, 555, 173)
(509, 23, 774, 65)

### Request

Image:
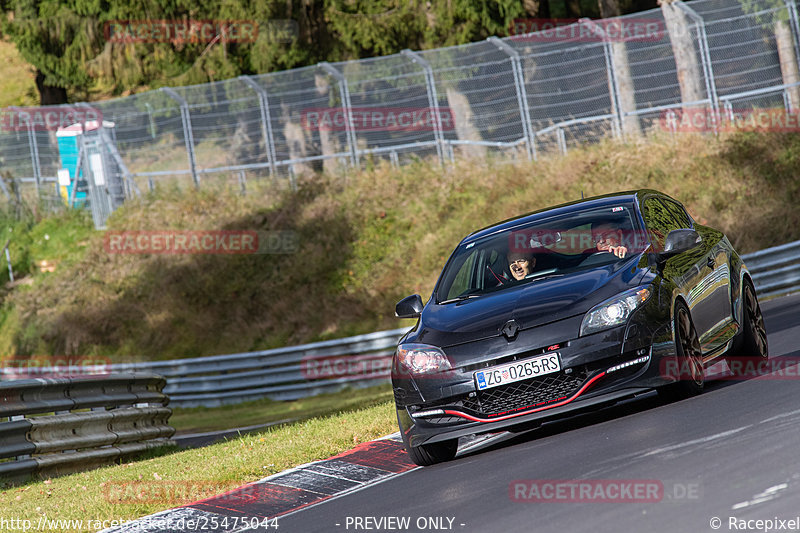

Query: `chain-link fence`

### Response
(1, 0, 799, 228)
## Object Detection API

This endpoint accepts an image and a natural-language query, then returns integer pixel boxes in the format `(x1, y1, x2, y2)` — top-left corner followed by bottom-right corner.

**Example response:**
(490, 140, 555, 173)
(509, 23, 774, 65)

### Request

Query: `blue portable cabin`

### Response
(55, 120, 115, 206)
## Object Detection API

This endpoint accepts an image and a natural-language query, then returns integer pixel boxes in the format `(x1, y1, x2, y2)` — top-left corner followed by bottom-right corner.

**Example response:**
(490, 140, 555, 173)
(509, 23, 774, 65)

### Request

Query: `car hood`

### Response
(412, 257, 648, 348)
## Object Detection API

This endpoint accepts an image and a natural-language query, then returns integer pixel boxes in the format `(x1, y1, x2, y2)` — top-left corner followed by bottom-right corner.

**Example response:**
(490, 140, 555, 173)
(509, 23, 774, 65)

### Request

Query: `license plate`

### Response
(474, 353, 561, 390)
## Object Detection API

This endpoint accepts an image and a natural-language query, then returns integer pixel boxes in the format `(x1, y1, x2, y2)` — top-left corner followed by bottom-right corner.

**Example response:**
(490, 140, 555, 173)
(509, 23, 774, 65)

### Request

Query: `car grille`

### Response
(462, 370, 589, 417)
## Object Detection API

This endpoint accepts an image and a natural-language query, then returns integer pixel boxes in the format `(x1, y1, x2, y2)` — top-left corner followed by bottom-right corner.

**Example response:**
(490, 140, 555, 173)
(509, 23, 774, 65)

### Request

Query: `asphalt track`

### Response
(277, 292, 800, 533)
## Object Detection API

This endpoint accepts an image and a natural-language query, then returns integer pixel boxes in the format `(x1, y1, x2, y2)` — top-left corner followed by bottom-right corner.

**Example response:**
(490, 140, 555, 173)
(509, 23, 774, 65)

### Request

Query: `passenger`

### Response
(508, 251, 537, 280)
(592, 223, 628, 258)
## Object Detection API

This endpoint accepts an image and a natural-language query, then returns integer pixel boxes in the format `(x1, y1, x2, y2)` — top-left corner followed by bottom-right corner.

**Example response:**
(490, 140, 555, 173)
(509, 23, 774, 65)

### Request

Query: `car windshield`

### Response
(436, 203, 648, 303)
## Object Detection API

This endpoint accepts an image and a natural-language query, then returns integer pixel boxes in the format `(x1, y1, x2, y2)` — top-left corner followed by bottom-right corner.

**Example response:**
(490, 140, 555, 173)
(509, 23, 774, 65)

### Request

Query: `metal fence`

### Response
(1, 0, 799, 227)
(0, 373, 175, 484)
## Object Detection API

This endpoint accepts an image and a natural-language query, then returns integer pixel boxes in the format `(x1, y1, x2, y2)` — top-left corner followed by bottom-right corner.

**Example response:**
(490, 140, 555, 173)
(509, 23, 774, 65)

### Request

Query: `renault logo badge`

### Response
(502, 320, 520, 340)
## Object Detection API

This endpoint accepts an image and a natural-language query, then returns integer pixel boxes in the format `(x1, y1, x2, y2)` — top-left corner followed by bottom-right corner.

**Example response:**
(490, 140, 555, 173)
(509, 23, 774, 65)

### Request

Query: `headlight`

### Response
(396, 343, 452, 374)
(580, 287, 651, 336)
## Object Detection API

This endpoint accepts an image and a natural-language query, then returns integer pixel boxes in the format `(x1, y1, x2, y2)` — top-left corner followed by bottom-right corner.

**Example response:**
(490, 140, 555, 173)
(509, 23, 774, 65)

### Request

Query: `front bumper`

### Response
(393, 316, 677, 449)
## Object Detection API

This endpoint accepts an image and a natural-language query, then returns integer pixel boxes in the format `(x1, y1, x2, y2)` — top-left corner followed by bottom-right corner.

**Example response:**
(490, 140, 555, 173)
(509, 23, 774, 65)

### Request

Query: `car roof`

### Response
(462, 189, 669, 244)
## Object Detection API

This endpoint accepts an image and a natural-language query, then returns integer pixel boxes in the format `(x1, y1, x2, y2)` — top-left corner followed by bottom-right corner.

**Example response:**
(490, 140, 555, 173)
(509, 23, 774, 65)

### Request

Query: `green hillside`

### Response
(0, 130, 798, 361)
(0, 39, 37, 107)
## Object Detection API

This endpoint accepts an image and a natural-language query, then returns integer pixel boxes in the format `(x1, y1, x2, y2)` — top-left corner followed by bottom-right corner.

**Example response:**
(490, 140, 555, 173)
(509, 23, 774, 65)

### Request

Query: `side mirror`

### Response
(395, 294, 424, 318)
(652, 229, 702, 268)
(663, 229, 702, 255)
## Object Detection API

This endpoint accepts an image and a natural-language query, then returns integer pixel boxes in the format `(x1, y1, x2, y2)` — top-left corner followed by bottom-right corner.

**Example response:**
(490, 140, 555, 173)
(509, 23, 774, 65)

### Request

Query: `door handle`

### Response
(707, 257, 715, 269)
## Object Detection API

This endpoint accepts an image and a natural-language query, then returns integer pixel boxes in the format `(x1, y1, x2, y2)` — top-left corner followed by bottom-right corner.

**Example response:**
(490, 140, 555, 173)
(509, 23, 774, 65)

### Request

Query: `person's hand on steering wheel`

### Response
(606, 245, 628, 258)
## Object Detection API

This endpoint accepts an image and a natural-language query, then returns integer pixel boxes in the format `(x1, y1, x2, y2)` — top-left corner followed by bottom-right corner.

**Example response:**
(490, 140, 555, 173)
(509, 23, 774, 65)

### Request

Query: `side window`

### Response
(663, 200, 692, 228)
(643, 197, 679, 251)
(446, 251, 478, 299)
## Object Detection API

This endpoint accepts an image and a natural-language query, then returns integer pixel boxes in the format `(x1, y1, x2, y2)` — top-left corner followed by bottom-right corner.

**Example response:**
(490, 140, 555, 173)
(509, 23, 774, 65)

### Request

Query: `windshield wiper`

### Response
(438, 294, 482, 304)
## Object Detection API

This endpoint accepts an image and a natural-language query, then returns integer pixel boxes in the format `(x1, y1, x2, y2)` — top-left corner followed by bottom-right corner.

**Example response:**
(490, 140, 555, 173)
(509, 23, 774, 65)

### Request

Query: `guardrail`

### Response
(0, 373, 175, 484)
(743, 239, 800, 299)
(109, 328, 409, 408)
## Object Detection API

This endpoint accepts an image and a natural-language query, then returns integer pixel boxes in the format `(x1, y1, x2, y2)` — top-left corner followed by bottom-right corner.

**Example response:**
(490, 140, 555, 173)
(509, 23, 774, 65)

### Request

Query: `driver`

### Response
(508, 251, 537, 280)
(592, 223, 628, 258)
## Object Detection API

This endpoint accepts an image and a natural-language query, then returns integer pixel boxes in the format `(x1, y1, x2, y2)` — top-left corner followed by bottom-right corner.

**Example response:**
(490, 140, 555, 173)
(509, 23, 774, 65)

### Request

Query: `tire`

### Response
(734, 280, 769, 360)
(658, 301, 704, 400)
(404, 438, 458, 467)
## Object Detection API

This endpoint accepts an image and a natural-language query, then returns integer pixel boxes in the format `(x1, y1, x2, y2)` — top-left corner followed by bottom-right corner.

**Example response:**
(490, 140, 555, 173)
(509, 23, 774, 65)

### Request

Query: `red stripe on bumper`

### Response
(442, 371, 607, 423)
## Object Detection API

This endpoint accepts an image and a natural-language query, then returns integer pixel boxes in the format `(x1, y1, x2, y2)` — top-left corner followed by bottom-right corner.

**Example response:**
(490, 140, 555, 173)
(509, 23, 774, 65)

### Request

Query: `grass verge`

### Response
(2, 402, 398, 532)
(170, 384, 393, 434)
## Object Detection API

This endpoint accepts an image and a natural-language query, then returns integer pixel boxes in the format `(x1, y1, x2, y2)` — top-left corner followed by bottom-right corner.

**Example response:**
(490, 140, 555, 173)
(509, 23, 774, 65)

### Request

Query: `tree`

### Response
(738, 0, 800, 111)
(1, 0, 531, 104)
(599, 0, 641, 136)
(1, 1, 98, 104)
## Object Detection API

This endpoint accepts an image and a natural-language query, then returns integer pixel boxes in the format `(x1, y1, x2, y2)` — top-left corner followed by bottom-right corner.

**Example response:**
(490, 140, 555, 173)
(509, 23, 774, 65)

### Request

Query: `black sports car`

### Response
(392, 190, 768, 466)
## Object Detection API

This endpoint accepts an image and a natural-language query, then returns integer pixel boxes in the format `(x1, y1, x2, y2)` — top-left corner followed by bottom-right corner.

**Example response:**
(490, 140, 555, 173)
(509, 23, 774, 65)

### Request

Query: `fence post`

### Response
(723, 99, 734, 122)
(144, 103, 157, 139)
(0, 174, 10, 201)
(676, 2, 719, 117)
(580, 19, 624, 139)
(775, 1, 800, 111)
(28, 122, 42, 196)
(160, 88, 199, 187)
(401, 49, 445, 165)
(666, 110, 678, 140)
(238, 170, 247, 195)
(785, 0, 800, 75)
(13, 108, 42, 195)
(3, 238, 13, 283)
(488, 37, 537, 161)
(318, 62, 359, 168)
(238, 76, 278, 177)
(557, 128, 568, 155)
